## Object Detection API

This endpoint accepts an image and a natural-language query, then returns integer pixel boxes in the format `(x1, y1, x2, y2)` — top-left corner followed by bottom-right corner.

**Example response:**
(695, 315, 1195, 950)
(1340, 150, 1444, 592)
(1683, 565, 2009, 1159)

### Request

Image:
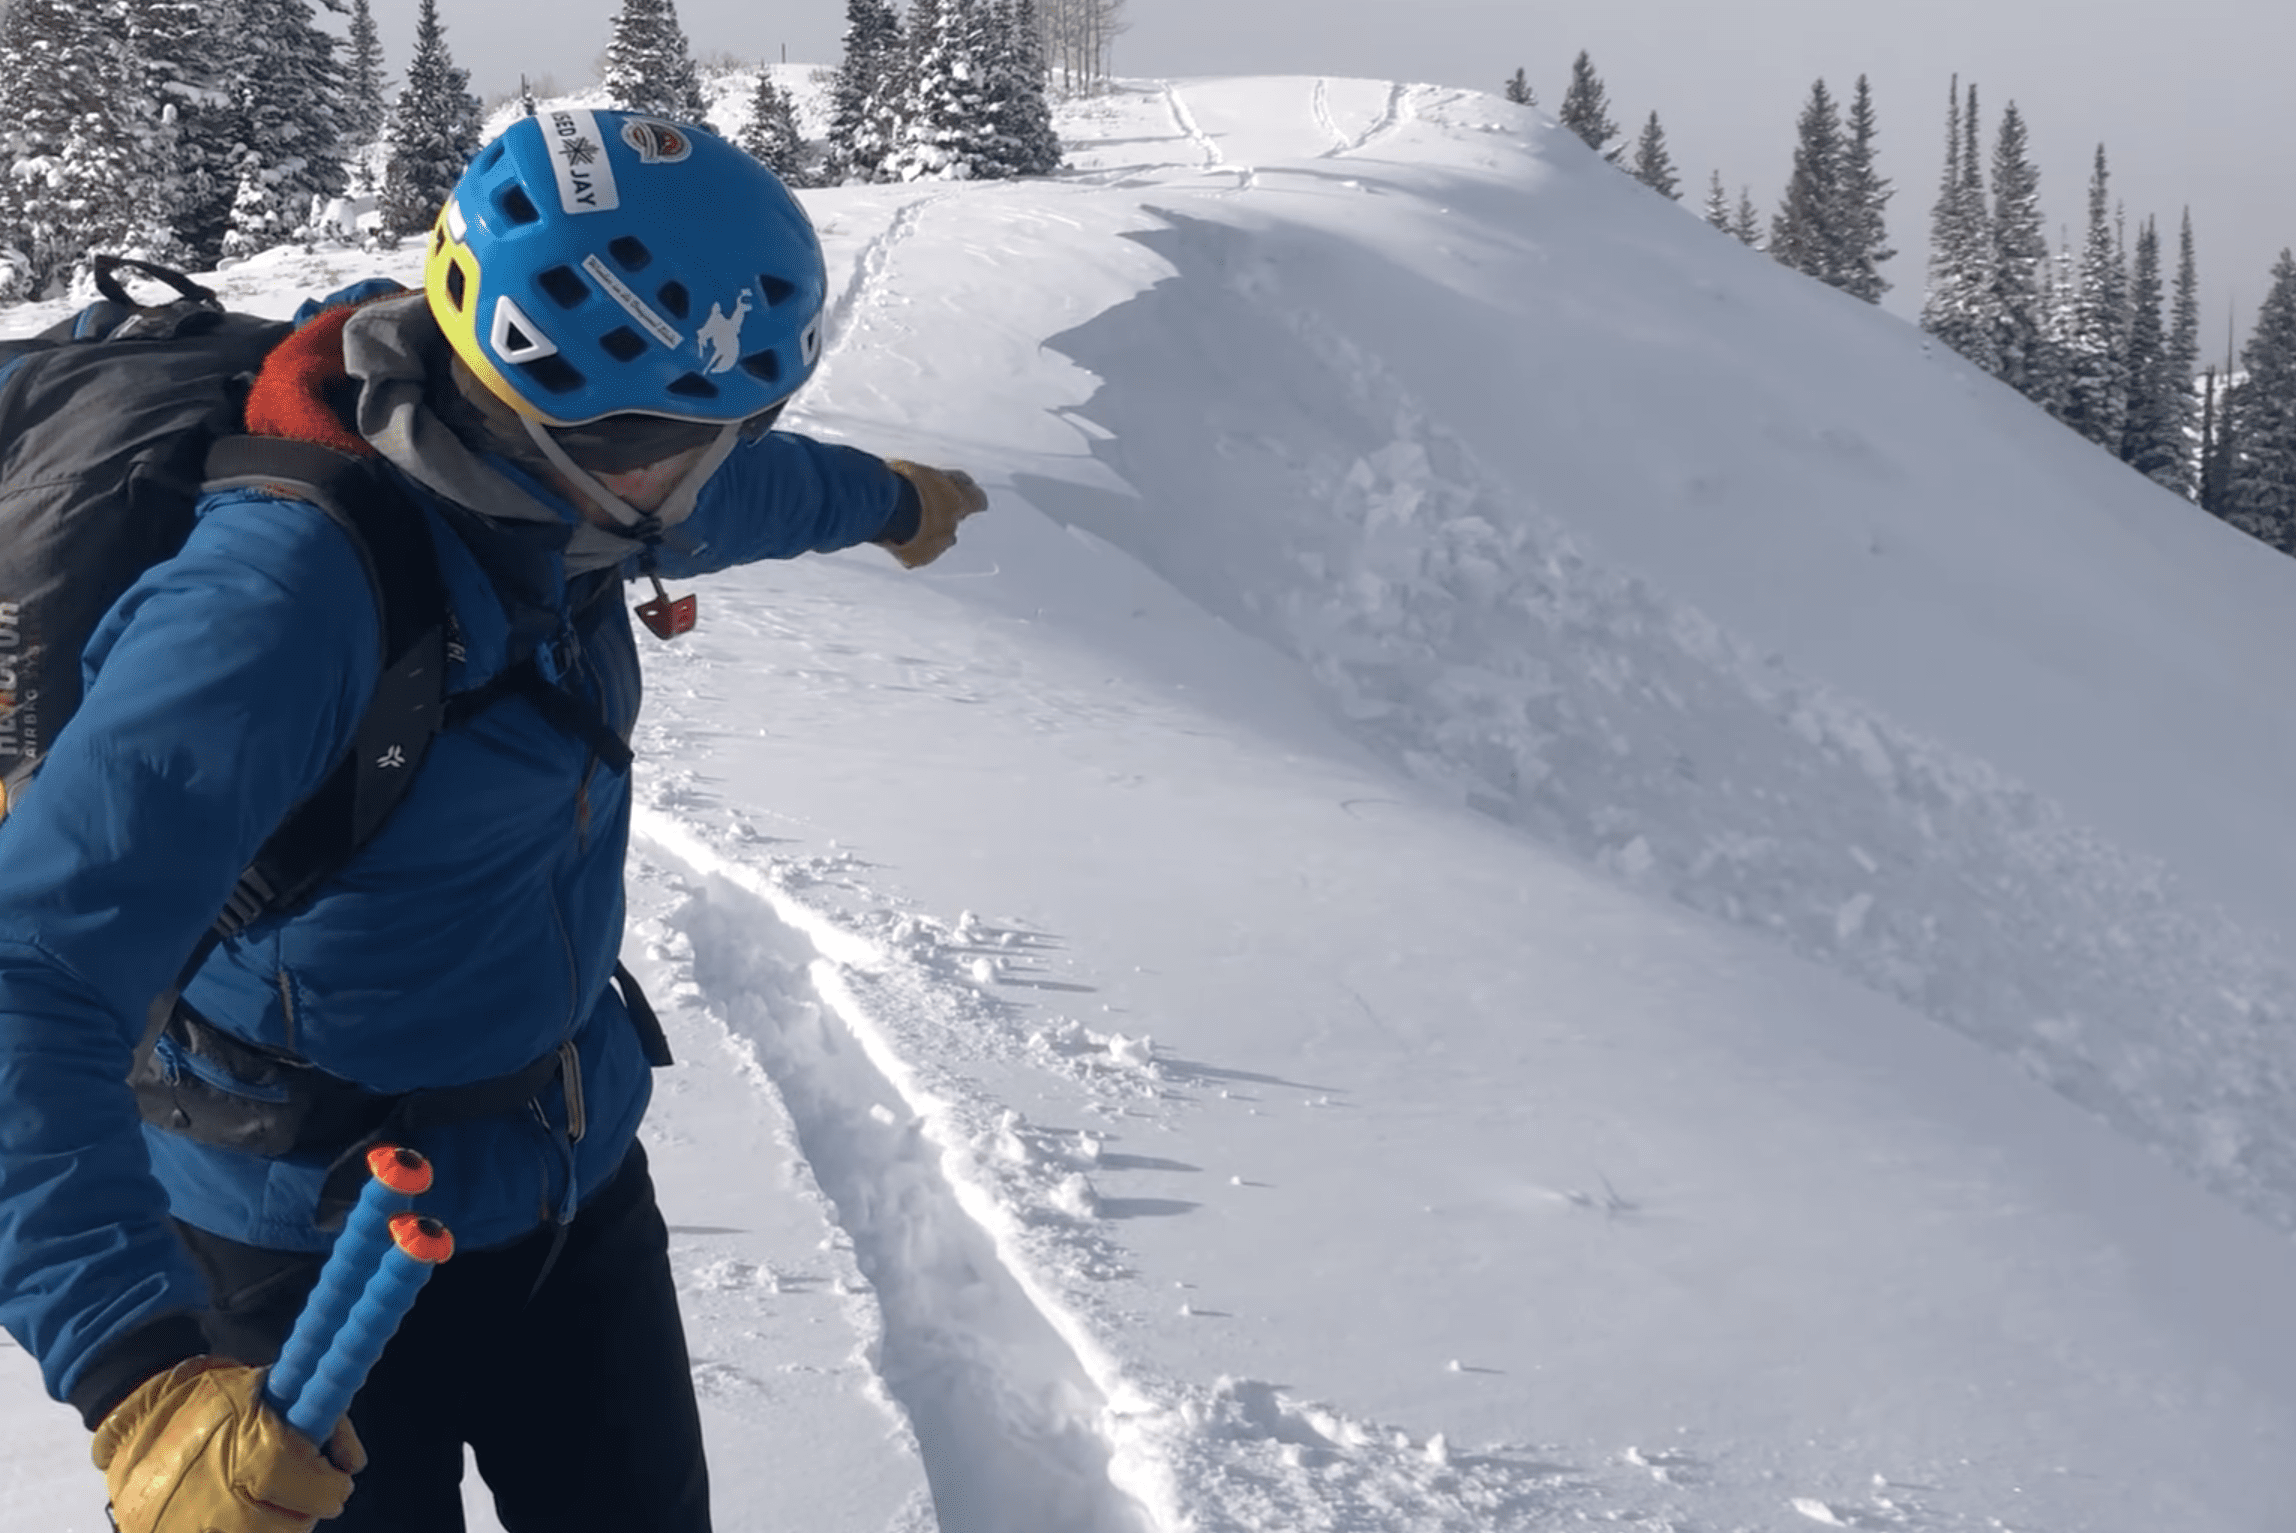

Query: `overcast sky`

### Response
(360, 0, 2295, 351)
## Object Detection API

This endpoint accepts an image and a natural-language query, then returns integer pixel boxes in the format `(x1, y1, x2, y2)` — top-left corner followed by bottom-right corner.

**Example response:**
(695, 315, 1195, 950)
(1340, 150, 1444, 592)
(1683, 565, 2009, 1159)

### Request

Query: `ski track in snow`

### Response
(1325, 82, 1414, 158)
(821, 193, 948, 358)
(623, 773, 2006, 1531)
(1308, 79, 1348, 155)
(1159, 83, 1225, 174)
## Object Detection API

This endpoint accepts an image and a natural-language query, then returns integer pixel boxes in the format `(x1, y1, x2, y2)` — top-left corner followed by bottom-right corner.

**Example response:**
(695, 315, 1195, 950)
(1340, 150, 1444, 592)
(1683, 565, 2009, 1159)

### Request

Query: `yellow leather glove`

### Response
(881, 461, 988, 568)
(93, 1357, 366, 1533)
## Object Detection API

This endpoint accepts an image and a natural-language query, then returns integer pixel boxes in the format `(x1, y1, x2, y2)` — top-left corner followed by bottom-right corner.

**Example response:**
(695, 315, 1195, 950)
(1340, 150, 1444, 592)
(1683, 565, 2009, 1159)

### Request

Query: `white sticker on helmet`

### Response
(444, 198, 467, 242)
(544, 109, 620, 216)
(581, 253, 683, 350)
(696, 292, 754, 376)
(491, 296, 559, 361)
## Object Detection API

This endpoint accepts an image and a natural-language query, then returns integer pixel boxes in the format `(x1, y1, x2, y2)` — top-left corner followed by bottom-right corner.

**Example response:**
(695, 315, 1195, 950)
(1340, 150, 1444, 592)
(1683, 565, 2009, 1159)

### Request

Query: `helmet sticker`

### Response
(490, 296, 560, 361)
(621, 119, 695, 166)
(544, 109, 621, 216)
(696, 292, 755, 376)
(580, 252, 684, 350)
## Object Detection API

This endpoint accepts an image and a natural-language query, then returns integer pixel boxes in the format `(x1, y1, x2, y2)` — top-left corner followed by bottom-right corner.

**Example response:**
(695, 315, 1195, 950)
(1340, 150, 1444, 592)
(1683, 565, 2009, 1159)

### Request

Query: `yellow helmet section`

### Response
(423, 199, 546, 424)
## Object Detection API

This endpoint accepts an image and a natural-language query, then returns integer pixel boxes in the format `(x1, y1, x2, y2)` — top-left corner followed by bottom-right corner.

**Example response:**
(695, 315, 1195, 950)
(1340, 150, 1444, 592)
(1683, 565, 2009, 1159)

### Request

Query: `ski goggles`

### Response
(546, 401, 785, 475)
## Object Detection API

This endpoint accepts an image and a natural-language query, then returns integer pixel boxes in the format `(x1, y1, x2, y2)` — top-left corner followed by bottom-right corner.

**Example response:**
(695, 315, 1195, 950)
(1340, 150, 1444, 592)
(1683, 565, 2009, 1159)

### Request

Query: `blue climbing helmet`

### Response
(425, 108, 827, 429)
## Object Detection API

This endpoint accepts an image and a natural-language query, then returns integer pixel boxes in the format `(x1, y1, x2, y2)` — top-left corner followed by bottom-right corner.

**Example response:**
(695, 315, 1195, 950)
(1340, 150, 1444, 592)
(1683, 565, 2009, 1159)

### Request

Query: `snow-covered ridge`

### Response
(7, 73, 2296, 1533)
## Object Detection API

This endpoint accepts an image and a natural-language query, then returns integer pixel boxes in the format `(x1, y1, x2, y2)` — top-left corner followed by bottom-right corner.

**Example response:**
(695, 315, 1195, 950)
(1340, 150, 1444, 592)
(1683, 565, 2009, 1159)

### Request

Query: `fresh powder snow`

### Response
(4, 73, 2295, 1533)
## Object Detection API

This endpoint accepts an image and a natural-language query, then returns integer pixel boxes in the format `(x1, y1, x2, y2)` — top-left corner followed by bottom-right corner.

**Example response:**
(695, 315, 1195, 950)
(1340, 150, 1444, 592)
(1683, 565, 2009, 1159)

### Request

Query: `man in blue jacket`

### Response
(0, 110, 983, 1531)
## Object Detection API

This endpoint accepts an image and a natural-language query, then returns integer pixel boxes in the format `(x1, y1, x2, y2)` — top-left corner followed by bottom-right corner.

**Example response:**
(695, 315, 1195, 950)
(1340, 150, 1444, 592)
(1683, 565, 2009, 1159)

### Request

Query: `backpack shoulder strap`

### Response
(202, 436, 450, 934)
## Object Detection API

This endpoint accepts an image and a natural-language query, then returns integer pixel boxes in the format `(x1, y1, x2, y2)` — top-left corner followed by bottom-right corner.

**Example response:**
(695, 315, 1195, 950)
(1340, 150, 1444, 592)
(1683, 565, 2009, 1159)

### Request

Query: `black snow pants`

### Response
(173, 1142, 712, 1533)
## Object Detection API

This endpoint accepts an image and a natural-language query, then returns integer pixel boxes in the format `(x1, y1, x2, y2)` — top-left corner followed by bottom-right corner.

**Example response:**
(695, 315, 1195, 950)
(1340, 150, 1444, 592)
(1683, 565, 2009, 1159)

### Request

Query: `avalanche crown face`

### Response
(424, 107, 828, 429)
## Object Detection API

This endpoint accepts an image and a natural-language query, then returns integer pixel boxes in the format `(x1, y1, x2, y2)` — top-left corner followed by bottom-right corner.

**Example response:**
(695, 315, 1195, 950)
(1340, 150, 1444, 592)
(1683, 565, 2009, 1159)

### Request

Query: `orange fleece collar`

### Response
(241, 304, 378, 459)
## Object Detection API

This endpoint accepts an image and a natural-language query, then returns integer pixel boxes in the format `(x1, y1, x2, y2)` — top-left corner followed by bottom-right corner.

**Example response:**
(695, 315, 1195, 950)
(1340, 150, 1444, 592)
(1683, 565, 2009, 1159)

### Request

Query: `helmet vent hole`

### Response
(600, 326, 648, 362)
(759, 274, 797, 306)
(655, 281, 690, 320)
(498, 184, 542, 225)
(520, 355, 587, 395)
(666, 373, 719, 400)
(537, 265, 589, 309)
(444, 261, 468, 312)
(431, 228, 446, 257)
(740, 350, 780, 383)
(479, 142, 507, 172)
(608, 236, 653, 271)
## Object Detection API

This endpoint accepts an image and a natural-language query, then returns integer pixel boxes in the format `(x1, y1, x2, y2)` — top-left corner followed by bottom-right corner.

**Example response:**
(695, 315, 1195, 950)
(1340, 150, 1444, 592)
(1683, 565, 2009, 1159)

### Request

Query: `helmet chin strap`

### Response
(518, 415, 742, 532)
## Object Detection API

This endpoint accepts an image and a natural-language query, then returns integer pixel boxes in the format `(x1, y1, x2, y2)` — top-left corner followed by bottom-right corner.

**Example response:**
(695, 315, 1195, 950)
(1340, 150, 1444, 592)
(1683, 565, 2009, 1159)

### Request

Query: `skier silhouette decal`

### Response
(696, 292, 754, 376)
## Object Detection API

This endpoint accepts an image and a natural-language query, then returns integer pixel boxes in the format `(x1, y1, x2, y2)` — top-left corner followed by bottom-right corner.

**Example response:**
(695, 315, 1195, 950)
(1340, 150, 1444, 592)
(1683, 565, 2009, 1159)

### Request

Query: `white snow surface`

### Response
(7, 75, 2296, 1531)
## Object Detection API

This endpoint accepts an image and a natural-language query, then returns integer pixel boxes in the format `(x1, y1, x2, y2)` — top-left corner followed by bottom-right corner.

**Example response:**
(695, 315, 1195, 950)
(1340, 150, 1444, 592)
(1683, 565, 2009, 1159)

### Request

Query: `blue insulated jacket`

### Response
(0, 293, 908, 1419)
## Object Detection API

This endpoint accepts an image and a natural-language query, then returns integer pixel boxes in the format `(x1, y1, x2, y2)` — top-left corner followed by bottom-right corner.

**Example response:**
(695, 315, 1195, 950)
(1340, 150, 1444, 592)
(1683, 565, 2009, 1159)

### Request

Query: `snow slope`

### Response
(8, 75, 2296, 1531)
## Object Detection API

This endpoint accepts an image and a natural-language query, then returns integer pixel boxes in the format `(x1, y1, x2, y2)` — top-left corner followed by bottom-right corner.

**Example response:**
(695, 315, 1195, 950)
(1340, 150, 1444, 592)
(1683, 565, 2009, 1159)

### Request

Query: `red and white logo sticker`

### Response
(621, 119, 694, 166)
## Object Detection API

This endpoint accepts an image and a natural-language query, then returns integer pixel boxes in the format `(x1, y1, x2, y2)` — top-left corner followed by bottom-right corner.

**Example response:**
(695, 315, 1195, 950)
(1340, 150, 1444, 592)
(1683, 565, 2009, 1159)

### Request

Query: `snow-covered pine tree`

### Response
(826, 0, 906, 182)
(341, 0, 389, 192)
(1920, 79, 1997, 369)
(116, 0, 228, 267)
(1837, 74, 1892, 303)
(2057, 145, 2131, 452)
(1628, 112, 1679, 200)
(2029, 232, 2080, 421)
(602, 0, 711, 123)
(889, 0, 1001, 180)
(1985, 99, 2046, 395)
(378, 0, 478, 236)
(2119, 217, 2180, 482)
(220, 0, 349, 258)
(1557, 51, 1619, 161)
(2159, 210, 2203, 497)
(2224, 250, 2296, 548)
(122, 0, 237, 265)
(740, 69, 808, 184)
(1704, 170, 1730, 232)
(983, 0, 1062, 178)
(1503, 67, 1533, 107)
(1731, 187, 1762, 249)
(1770, 78, 1855, 290)
(0, 0, 154, 294)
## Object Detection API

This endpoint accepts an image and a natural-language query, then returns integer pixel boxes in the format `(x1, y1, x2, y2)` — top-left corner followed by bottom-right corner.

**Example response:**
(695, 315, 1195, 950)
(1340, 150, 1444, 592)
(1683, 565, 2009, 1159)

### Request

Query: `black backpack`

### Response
(0, 257, 449, 948)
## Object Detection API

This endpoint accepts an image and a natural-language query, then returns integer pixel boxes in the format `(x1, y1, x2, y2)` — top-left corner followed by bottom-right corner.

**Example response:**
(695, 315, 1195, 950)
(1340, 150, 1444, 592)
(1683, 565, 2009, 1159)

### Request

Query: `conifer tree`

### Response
(1920, 78, 1996, 369)
(1771, 78, 1855, 289)
(2158, 209, 2203, 497)
(2058, 145, 2131, 451)
(2119, 217, 2179, 482)
(1731, 186, 1762, 249)
(602, 0, 711, 122)
(1557, 50, 1619, 161)
(1628, 112, 1679, 200)
(1985, 99, 2047, 395)
(0, 0, 155, 292)
(125, 0, 237, 264)
(1704, 169, 1730, 232)
(1836, 74, 1892, 302)
(1503, 67, 1533, 107)
(342, 0, 389, 152)
(983, 0, 1062, 177)
(826, 0, 906, 182)
(378, 0, 479, 236)
(740, 69, 808, 184)
(221, 0, 350, 257)
(2224, 250, 2296, 548)
(889, 0, 999, 180)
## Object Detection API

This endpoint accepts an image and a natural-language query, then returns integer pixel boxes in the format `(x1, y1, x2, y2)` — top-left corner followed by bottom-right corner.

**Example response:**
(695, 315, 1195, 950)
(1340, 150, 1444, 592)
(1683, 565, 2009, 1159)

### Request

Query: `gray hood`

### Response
(339, 293, 645, 575)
